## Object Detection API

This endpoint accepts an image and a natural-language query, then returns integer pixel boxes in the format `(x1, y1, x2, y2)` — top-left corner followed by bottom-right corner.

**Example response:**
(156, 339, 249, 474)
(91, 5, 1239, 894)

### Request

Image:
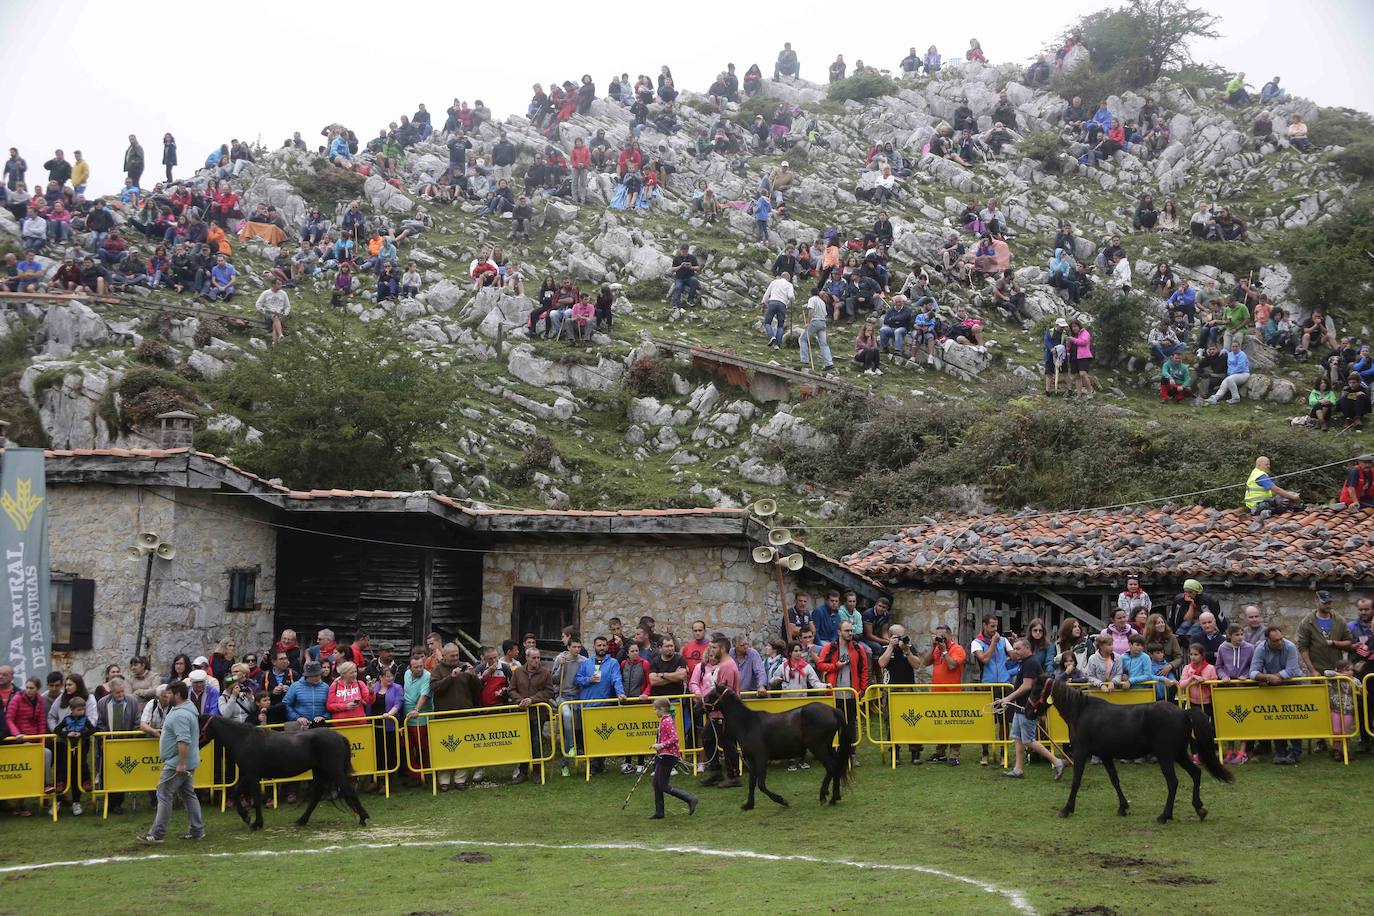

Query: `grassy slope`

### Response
(4, 745, 1371, 915)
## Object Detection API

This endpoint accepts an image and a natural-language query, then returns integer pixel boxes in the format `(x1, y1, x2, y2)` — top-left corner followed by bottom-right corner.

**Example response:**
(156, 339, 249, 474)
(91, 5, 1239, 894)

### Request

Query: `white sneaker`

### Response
(620, 762, 634, 774)
(634, 765, 646, 775)
(71, 802, 83, 816)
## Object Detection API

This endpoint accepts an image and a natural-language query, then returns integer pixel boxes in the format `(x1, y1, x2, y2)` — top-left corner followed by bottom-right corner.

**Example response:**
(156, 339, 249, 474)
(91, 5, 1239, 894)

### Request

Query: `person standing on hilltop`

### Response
(124, 134, 144, 187)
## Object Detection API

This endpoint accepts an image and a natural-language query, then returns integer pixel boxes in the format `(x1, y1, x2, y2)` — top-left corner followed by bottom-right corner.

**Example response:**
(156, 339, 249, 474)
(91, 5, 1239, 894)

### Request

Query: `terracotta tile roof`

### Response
(843, 506, 1374, 585)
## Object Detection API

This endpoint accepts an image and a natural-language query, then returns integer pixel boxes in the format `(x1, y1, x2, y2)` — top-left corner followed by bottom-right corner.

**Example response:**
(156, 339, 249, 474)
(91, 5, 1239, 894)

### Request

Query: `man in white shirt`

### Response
(798, 290, 835, 373)
(1111, 253, 1131, 292)
(761, 271, 795, 349)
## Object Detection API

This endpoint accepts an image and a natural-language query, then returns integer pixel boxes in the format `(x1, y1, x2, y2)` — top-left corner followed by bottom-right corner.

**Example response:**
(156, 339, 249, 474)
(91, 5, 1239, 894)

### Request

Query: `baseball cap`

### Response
(304, 660, 323, 676)
(1316, 590, 1334, 603)
(379, 641, 396, 652)
(192, 656, 209, 667)
(187, 670, 207, 683)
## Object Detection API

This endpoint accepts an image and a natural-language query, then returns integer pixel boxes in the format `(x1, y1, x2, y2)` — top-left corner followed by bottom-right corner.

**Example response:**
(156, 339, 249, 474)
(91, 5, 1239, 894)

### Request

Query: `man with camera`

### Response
(922, 625, 967, 765)
(878, 624, 921, 764)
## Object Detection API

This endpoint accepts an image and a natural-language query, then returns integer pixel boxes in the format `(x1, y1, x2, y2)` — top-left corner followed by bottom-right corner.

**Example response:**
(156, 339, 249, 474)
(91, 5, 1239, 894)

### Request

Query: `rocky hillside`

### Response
(3, 58, 1369, 556)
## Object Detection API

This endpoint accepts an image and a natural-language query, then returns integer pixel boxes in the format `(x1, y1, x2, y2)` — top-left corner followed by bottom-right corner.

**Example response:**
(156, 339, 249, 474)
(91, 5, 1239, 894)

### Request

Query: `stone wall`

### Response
(47, 484, 276, 683)
(480, 540, 809, 646)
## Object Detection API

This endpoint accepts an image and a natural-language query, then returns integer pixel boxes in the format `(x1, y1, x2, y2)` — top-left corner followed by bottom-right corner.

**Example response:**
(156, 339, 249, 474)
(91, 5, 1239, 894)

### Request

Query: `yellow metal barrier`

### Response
(1044, 682, 1163, 749)
(1204, 676, 1359, 764)
(1363, 673, 1373, 740)
(92, 731, 236, 817)
(555, 695, 695, 781)
(0, 735, 60, 821)
(862, 683, 1011, 768)
(258, 715, 403, 801)
(404, 703, 556, 793)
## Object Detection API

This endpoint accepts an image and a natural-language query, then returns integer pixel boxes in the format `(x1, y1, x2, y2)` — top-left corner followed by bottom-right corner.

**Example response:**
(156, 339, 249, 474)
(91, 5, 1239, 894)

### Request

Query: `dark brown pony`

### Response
(1050, 679, 1232, 824)
(703, 684, 851, 810)
(204, 717, 369, 830)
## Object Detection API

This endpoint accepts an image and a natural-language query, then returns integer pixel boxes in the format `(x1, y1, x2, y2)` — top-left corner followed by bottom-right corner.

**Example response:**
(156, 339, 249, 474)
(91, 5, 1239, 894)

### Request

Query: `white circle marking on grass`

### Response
(0, 839, 1035, 912)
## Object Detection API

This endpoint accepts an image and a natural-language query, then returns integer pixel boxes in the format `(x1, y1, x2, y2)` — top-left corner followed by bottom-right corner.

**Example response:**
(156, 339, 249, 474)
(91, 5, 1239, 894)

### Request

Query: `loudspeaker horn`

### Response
(778, 553, 804, 571)
(767, 528, 792, 547)
(155, 542, 177, 560)
(752, 545, 778, 564)
(127, 546, 150, 561)
(137, 531, 162, 549)
(749, 499, 778, 518)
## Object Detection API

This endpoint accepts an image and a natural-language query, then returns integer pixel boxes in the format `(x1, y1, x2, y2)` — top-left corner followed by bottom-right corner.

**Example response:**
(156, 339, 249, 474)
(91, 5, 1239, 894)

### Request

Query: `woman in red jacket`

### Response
(5, 676, 51, 816)
(326, 662, 374, 723)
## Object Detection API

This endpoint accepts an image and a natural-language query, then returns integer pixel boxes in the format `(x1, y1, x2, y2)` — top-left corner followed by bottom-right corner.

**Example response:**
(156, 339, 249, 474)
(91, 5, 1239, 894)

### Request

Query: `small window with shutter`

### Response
(228, 568, 258, 612)
(51, 576, 95, 651)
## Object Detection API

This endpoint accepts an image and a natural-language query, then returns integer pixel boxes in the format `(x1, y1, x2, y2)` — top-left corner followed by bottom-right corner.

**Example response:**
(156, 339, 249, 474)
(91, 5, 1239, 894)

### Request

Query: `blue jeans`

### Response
(549, 308, 572, 337)
(208, 283, 235, 300)
(798, 320, 832, 368)
(670, 276, 700, 306)
(763, 300, 787, 345)
(755, 220, 770, 242)
(1150, 342, 1183, 363)
(48, 222, 72, 242)
(879, 326, 907, 352)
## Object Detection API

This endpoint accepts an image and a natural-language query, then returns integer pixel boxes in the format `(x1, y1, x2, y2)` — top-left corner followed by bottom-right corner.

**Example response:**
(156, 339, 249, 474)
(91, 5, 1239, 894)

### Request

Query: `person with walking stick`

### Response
(646, 697, 697, 819)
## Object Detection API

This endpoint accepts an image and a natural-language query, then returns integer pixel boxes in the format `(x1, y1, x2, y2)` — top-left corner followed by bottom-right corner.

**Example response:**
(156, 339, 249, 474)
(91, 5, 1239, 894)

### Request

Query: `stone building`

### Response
(844, 505, 1368, 646)
(26, 448, 882, 683)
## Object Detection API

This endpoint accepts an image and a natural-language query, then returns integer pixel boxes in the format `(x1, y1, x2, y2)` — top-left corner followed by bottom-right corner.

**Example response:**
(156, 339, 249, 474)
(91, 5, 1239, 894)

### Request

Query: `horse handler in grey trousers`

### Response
(138, 681, 205, 842)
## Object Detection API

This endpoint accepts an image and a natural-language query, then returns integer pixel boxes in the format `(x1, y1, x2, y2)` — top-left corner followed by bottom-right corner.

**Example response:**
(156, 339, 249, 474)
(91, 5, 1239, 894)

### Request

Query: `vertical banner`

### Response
(1, 448, 51, 682)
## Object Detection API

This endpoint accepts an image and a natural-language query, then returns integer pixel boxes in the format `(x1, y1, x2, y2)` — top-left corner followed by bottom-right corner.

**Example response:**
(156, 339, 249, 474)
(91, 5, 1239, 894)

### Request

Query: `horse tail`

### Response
(1188, 705, 1234, 784)
(835, 708, 854, 785)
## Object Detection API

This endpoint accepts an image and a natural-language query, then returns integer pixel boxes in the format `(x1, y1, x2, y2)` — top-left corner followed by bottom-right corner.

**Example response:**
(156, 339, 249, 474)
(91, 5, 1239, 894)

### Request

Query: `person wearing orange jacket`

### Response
(817, 619, 870, 768)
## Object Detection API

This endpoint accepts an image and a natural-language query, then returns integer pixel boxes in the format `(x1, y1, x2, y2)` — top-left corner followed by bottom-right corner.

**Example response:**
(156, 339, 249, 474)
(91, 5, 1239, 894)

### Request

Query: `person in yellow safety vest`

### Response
(1244, 456, 1301, 515)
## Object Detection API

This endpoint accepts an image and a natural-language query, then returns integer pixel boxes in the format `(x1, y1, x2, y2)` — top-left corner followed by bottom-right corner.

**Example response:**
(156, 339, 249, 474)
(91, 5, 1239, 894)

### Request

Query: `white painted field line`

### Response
(0, 839, 1035, 913)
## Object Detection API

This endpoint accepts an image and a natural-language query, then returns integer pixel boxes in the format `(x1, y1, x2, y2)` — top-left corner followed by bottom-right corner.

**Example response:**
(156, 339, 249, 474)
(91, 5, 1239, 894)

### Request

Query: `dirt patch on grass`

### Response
(1094, 853, 1214, 886)
(450, 852, 493, 864)
(1053, 907, 1119, 916)
(1154, 874, 1216, 886)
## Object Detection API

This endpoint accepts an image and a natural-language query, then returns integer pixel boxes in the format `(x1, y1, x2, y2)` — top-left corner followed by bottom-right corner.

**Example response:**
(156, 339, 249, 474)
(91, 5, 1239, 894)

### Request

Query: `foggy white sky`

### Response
(3, 0, 1372, 195)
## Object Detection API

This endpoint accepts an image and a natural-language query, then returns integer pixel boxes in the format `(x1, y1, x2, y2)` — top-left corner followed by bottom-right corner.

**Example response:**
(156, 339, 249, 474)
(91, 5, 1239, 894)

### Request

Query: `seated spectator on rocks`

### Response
(1208, 208, 1247, 242)
(991, 270, 1030, 322)
(1253, 110, 1276, 144)
(1203, 338, 1251, 405)
(52, 256, 82, 292)
(1165, 279, 1196, 323)
(1143, 117, 1171, 156)
(950, 305, 985, 346)
(1261, 76, 1287, 104)
(1134, 195, 1159, 232)
(1024, 56, 1051, 86)
(941, 233, 970, 284)
(566, 293, 595, 343)
(330, 263, 355, 307)
(1189, 201, 1213, 239)
(375, 261, 400, 304)
(1286, 113, 1312, 152)
(1338, 374, 1371, 431)
(1263, 307, 1293, 351)
(1148, 320, 1184, 364)
(480, 178, 515, 215)
(1193, 342, 1226, 402)
(206, 254, 236, 301)
(1308, 376, 1338, 430)
(670, 245, 701, 306)
(743, 63, 762, 96)
(854, 322, 881, 375)
(1147, 261, 1175, 296)
(1062, 95, 1088, 136)
(9, 251, 47, 296)
(911, 298, 939, 362)
(595, 284, 613, 332)
(1225, 72, 1251, 106)
(1159, 352, 1194, 402)
(1296, 308, 1338, 357)
(1047, 247, 1077, 303)
(879, 295, 914, 354)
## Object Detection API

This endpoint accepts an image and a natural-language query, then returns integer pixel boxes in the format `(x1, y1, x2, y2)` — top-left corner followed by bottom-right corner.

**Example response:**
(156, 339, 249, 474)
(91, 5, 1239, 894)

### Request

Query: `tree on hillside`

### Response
(221, 319, 454, 490)
(1058, 0, 1221, 91)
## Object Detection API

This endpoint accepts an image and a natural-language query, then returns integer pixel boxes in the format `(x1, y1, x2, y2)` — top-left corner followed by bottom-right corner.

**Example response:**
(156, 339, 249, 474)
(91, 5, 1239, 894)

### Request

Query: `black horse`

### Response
(1050, 680, 1232, 824)
(204, 717, 369, 830)
(703, 684, 851, 810)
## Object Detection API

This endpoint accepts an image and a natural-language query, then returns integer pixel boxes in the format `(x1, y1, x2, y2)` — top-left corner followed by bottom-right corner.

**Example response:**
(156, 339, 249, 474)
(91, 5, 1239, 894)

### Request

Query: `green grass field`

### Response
(3, 743, 1371, 915)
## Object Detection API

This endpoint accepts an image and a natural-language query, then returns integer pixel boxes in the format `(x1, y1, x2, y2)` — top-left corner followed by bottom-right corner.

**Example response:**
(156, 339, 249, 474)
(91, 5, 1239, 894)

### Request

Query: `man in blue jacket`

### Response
(1248, 626, 1304, 765)
(811, 592, 840, 647)
(575, 637, 626, 775)
(285, 660, 330, 727)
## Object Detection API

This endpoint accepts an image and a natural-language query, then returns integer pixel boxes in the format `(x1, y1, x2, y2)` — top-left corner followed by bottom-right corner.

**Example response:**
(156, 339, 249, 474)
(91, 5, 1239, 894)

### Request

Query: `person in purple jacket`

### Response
(731, 636, 768, 696)
(1215, 623, 1256, 764)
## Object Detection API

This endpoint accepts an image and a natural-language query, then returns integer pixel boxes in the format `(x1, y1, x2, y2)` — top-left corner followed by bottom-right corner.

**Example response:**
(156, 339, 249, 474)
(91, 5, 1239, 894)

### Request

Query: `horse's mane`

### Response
(714, 687, 757, 723)
(1049, 679, 1088, 725)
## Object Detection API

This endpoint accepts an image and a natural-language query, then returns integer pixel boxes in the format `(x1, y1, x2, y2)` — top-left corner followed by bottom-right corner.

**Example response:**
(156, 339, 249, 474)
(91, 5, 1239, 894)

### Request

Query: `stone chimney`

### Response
(155, 410, 196, 450)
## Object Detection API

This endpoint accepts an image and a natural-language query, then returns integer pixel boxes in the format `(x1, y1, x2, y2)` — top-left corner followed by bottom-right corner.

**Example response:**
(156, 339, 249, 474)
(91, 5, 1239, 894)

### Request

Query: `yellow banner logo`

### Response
(1211, 684, 1332, 740)
(1, 479, 42, 532)
(427, 710, 533, 769)
(887, 691, 997, 744)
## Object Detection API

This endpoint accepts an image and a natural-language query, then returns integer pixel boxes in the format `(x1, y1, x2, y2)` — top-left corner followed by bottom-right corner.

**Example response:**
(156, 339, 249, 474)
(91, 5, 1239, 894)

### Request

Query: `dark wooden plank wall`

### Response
(275, 519, 481, 653)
